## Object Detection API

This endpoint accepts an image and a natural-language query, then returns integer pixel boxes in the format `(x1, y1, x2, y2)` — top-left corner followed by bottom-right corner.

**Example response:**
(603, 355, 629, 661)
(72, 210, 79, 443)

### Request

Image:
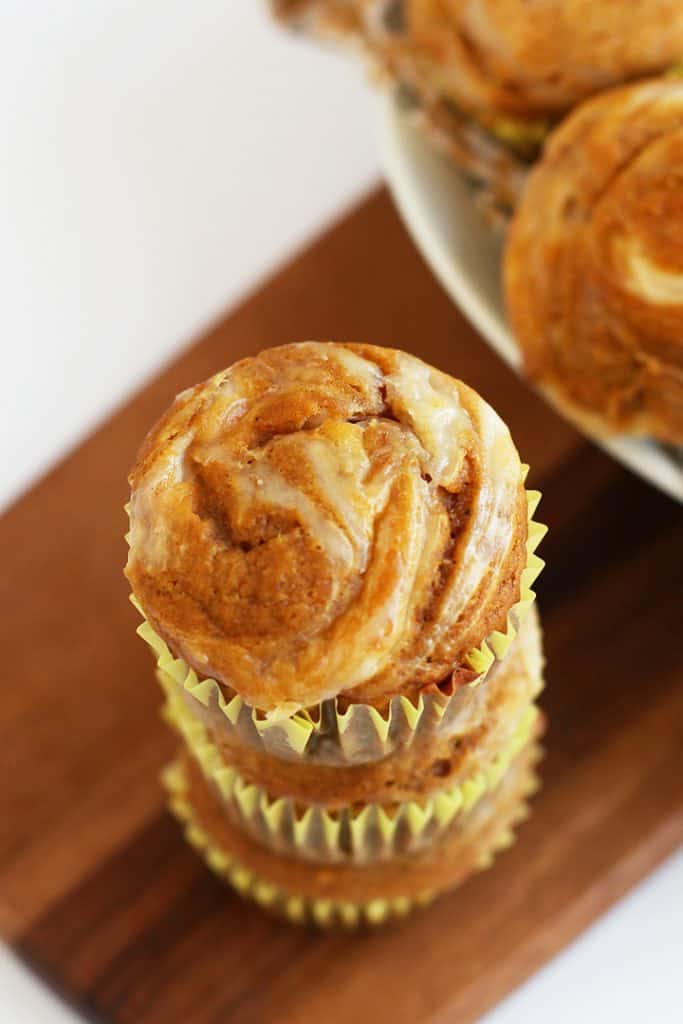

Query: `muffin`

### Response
(273, 1, 683, 217)
(126, 342, 547, 922)
(163, 737, 541, 927)
(159, 608, 543, 864)
(505, 77, 683, 446)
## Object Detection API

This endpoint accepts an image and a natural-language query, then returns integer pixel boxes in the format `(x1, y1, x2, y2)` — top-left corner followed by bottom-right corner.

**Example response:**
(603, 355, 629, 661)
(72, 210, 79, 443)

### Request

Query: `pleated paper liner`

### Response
(162, 656, 541, 865)
(164, 606, 543, 811)
(128, 472, 545, 767)
(163, 743, 541, 929)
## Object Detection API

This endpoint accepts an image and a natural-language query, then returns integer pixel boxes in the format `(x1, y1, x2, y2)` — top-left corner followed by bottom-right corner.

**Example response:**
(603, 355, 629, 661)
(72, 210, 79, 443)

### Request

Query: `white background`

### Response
(0, 2, 681, 1021)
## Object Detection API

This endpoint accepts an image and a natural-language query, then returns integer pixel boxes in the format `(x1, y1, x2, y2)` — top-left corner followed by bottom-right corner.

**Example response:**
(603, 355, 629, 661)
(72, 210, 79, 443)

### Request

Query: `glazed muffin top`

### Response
(504, 78, 683, 444)
(361, 0, 683, 120)
(126, 342, 528, 715)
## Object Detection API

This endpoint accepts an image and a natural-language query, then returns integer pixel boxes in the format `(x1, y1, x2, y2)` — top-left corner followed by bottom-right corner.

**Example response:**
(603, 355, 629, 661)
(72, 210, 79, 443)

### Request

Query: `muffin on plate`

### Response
(273, 1, 683, 217)
(505, 77, 683, 446)
(126, 342, 547, 924)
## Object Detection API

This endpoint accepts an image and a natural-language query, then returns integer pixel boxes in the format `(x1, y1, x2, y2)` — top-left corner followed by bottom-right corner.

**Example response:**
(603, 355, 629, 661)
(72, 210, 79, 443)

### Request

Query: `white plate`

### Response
(378, 95, 683, 504)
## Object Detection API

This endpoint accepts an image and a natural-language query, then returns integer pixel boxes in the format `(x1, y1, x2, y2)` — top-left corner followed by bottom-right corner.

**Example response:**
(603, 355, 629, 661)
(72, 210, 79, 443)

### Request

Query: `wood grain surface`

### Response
(1, 188, 681, 1024)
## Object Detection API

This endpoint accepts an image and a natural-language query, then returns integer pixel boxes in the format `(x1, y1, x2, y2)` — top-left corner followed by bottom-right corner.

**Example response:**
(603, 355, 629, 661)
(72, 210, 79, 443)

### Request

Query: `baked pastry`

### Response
(368, 2, 683, 127)
(505, 77, 683, 446)
(161, 610, 542, 864)
(164, 605, 543, 810)
(126, 341, 547, 922)
(126, 342, 533, 717)
(164, 736, 541, 927)
(273, 2, 683, 216)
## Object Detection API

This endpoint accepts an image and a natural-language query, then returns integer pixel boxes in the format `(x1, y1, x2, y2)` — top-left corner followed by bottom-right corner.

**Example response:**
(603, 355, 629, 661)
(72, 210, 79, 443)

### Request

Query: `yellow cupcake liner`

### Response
(162, 756, 538, 929)
(161, 664, 539, 865)
(128, 469, 545, 766)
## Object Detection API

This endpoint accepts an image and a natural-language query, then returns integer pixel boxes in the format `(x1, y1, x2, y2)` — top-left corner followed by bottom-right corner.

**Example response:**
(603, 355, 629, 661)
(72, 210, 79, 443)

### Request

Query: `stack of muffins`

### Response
(125, 342, 547, 926)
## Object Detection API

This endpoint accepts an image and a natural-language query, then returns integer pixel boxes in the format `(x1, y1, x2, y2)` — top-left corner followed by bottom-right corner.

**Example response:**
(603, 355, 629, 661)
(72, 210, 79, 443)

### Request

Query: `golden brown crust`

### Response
(126, 342, 528, 714)
(275, 2, 683, 214)
(358, 1, 683, 120)
(176, 738, 538, 904)
(505, 78, 683, 445)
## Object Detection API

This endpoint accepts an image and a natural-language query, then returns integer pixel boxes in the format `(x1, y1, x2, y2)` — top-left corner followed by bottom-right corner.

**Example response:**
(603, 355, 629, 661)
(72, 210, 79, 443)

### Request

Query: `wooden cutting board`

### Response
(1, 189, 681, 1024)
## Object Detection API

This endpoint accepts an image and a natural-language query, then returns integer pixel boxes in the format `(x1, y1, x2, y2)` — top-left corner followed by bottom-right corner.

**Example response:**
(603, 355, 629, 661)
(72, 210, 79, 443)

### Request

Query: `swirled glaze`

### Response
(505, 79, 683, 444)
(357, 1, 683, 120)
(126, 343, 528, 714)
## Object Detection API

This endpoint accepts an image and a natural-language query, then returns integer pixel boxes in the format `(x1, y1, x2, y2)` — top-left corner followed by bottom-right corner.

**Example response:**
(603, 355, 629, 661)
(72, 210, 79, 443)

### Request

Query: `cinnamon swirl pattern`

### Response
(126, 342, 531, 716)
(505, 78, 683, 445)
(127, 342, 547, 921)
(274, 2, 683, 214)
(369, 1, 683, 123)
